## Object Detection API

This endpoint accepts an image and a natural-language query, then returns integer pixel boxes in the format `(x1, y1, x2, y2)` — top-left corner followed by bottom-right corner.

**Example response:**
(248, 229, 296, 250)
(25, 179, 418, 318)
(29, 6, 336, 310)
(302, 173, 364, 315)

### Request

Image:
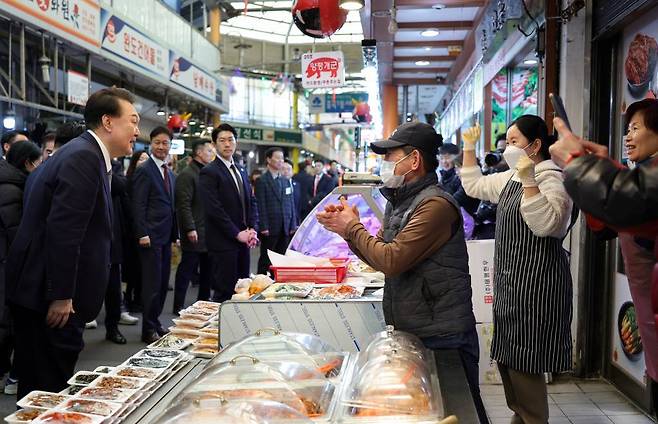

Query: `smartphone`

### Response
(549, 93, 572, 131)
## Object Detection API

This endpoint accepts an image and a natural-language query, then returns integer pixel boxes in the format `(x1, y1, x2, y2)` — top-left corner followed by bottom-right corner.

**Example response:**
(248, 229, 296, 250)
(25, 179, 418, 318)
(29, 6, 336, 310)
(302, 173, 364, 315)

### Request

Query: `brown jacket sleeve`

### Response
(344, 197, 459, 276)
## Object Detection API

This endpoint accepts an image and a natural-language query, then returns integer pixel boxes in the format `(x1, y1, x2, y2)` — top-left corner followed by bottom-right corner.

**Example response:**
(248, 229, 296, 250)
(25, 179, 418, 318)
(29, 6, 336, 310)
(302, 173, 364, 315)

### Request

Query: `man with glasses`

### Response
(131, 127, 178, 343)
(199, 123, 258, 303)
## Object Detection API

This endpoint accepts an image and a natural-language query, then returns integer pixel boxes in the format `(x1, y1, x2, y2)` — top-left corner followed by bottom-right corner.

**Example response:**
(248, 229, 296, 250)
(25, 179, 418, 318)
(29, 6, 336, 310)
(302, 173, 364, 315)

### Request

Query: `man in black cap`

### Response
(316, 121, 486, 423)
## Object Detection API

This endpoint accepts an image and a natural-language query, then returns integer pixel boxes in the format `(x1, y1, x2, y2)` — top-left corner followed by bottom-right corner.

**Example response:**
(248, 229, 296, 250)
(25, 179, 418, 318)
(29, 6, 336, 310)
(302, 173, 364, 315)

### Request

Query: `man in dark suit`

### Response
(293, 160, 314, 219)
(131, 127, 178, 343)
(282, 160, 301, 226)
(173, 140, 214, 314)
(5, 88, 138, 398)
(255, 147, 297, 275)
(199, 124, 258, 303)
(310, 159, 337, 209)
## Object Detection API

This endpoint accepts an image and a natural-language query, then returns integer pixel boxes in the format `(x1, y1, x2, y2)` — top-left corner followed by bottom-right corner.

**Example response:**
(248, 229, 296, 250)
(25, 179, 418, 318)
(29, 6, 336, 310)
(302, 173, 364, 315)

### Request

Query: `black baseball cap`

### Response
(370, 122, 443, 155)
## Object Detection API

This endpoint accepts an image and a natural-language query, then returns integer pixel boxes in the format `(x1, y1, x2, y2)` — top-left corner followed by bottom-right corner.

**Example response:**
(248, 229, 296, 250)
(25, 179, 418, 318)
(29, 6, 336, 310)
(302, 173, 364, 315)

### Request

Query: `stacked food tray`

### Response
(168, 300, 220, 358)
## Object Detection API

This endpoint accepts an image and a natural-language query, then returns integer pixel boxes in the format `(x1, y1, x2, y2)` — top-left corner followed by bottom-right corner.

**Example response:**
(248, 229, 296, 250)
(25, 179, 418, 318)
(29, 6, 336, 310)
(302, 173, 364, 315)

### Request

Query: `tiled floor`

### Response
(482, 381, 656, 424)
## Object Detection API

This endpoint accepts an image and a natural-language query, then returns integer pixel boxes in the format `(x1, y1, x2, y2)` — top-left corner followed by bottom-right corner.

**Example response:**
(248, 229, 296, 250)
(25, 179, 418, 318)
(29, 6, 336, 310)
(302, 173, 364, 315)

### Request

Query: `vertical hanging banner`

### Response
(169, 55, 219, 102)
(0, 0, 101, 50)
(99, 9, 169, 78)
(301, 51, 345, 89)
(67, 70, 89, 106)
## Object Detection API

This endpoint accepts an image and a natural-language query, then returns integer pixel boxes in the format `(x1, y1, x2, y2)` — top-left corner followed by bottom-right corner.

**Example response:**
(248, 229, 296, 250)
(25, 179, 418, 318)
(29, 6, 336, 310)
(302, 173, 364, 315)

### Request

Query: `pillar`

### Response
(382, 84, 398, 138)
(209, 6, 221, 47)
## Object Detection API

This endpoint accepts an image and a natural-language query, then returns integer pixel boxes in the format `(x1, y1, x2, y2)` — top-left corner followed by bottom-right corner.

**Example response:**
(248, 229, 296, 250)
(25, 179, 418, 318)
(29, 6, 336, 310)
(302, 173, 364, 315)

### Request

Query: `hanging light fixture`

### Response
(3, 109, 16, 130)
(38, 32, 51, 84)
(156, 106, 165, 116)
(339, 0, 364, 11)
(388, 6, 398, 34)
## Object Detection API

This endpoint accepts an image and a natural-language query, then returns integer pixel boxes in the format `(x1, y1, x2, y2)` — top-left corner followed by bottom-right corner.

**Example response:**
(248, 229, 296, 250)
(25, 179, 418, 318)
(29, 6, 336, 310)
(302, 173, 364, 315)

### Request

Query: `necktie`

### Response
(314, 175, 320, 196)
(231, 164, 246, 223)
(162, 164, 170, 194)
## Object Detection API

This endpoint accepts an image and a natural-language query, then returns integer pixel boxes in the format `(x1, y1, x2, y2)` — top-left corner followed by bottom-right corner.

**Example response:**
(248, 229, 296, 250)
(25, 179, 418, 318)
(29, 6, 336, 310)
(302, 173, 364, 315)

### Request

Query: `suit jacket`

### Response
(110, 171, 132, 265)
(310, 173, 336, 208)
(291, 179, 301, 226)
(293, 170, 313, 217)
(5, 132, 112, 322)
(131, 157, 178, 246)
(175, 160, 207, 252)
(199, 158, 257, 252)
(255, 171, 296, 236)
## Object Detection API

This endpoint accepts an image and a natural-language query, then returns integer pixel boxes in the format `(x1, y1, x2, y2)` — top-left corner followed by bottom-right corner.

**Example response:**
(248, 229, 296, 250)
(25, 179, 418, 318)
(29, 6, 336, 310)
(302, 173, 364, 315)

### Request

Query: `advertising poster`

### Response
(169, 55, 218, 102)
(491, 70, 508, 147)
(66, 70, 88, 106)
(621, 7, 658, 110)
(510, 68, 538, 120)
(0, 0, 100, 50)
(301, 51, 345, 89)
(610, 273, 647, 386)
(100, 9, 169, 78)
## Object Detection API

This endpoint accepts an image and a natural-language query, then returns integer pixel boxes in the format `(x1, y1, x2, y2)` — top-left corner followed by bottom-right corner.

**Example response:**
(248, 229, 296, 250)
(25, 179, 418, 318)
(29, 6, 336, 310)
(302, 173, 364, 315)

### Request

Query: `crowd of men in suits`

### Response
(0, 87, 339, 399)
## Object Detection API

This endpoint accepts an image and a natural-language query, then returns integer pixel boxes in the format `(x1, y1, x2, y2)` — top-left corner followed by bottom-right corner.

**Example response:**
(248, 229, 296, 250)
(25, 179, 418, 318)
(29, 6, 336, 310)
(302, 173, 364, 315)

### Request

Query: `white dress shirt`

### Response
(218, 155, 242, 193)
(151, 155, 167, 179)
(87, 130, 112, 174)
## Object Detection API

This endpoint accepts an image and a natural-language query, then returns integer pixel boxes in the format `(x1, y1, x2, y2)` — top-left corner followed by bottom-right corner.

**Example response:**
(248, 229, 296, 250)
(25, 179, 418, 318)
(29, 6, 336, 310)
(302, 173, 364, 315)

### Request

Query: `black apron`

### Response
(490, 179, 573, 374)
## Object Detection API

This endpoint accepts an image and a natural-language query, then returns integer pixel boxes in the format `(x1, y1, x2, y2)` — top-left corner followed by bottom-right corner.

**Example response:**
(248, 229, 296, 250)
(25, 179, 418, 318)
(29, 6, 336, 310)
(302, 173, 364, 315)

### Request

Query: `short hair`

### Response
(55, 121, 86, 147)
(211, 123, 237, 142)
(509, 115, 555, 160)
(6, 140, 41, 173)
(314, 159, 325, 166)
(127, 149, 147, 177)
(265, 147, 284, 159)
(84, 87, 135, 130)
(402, 145, 439, 173)
(625, 99, 658, 134)
(150, 126, 172, 140)
(1, 130, 28, 148)
(439, 143, 460, 156)
(284, 159, 293, 167)
(191, 139, 210, 157)
(41, 132, 56, 145)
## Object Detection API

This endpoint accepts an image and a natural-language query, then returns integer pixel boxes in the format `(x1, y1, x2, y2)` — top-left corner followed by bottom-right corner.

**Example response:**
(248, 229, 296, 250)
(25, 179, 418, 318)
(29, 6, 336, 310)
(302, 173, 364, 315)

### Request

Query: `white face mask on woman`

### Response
(380, 152, 413, 188)
(502, 140, 537, 169)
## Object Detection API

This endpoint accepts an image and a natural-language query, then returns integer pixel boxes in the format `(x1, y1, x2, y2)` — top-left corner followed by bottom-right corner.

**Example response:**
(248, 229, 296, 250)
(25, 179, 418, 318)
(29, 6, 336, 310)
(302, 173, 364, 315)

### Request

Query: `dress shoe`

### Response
(85, 320, 98, 329)
(141, 332, 160, 344)
(106, 329, 127, 345)
(156, 327, 169, 337)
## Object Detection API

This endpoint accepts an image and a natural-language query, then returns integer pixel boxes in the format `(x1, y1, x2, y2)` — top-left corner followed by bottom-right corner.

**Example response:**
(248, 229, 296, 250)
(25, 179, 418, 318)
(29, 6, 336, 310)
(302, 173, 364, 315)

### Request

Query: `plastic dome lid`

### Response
(152, 398, 313, 424)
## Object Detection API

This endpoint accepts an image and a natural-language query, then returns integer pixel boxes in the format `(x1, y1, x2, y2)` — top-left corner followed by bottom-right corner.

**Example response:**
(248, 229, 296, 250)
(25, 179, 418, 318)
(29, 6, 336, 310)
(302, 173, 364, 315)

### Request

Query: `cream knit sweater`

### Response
(460, 159, 573, 238)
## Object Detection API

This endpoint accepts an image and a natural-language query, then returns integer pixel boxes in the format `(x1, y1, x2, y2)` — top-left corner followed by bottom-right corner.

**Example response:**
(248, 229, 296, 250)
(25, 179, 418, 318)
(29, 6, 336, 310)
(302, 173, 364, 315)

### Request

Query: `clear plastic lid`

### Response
(342, 353, 440, 418)
(192, 355, 327, 386)
(152, 398, 313, 424)
(214, 328, 337, 361)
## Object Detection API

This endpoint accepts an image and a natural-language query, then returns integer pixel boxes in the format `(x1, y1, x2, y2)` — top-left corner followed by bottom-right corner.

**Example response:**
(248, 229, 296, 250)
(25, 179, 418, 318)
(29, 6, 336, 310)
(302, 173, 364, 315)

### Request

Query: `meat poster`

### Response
(622, 6, 658, 110)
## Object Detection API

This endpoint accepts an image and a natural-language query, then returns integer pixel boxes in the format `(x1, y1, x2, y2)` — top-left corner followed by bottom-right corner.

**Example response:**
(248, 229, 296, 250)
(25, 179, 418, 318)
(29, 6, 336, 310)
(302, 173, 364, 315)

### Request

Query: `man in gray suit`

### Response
(173, 140, 214, 314)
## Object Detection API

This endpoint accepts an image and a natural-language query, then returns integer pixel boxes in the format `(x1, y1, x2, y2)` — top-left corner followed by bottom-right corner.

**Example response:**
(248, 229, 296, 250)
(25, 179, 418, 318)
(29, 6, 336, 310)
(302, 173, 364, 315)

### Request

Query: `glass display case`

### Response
(289, 185, 387, 259)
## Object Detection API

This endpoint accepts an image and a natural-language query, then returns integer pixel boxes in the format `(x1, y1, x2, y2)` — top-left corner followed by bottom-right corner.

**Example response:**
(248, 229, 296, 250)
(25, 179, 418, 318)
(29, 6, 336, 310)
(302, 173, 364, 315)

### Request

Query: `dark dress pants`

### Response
(257, 232, 289, 275)
(11, 304, 84, 400)
(140, 244, 172, 336)
(123, 240, 142, 307)
(104, 264, 122, 332)
(210, 246, 249, 303)
(173, 251, 212, 311)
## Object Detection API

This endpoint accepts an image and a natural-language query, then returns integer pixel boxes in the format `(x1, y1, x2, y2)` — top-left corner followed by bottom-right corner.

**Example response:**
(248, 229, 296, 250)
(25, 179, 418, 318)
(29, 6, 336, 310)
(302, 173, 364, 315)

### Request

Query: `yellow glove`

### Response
(461, 123, 480, 151)
(516, 155, 537, 187)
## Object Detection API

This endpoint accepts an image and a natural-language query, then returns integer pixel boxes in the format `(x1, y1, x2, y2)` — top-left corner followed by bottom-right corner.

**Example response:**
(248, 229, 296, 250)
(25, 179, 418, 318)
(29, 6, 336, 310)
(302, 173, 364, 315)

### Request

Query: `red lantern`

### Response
(292, 0, 348, 39)
(167, 114, 185, 132)
(353, 102, 372, 124)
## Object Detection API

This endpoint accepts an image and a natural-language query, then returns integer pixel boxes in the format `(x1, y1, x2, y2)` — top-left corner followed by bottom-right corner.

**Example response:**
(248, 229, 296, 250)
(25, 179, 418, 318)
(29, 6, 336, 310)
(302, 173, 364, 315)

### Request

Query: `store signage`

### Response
(309, 94, 325, 114)
(0, 0, 101, 50)
(233, 125, 302, 145)
(301, 51, 345, 89)
(100, 9, 168, 78)
(169, 138, 185, 155)
(325, 92, 368, 113)
(169, 55, 218, 102)
(66, 70, 89, 106)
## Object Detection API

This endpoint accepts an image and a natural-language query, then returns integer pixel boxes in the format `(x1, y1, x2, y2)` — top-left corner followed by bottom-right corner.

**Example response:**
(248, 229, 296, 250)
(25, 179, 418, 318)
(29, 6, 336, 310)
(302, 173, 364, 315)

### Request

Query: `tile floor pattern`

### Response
(483, 381, 656, 424)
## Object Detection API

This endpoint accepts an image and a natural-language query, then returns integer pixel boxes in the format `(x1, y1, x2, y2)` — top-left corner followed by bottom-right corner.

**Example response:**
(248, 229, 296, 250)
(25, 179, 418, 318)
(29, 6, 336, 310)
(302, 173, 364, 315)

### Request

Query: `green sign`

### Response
(274, 130, 302, 145)
(236, 127, 263, 141)
(232, 125, 302, 145)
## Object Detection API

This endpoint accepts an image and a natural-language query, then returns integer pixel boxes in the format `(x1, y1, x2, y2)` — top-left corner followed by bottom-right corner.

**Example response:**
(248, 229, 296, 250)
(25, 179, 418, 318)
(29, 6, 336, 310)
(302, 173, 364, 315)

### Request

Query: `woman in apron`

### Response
(461, 115, 574, 424)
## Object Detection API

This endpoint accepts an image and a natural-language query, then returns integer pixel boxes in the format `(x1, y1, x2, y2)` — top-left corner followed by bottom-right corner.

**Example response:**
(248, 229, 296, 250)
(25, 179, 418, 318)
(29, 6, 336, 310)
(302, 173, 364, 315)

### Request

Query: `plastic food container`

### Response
(111, 366, 164, 380)
(151, 398, 313, 424)
(4, 408, 46, 423)
(17, 391, 70, 410)
(32, 410, 104, 424)
(90, 375, 151, 391)
(269, 259, 350, 284)
(147, 333, 192, 350)
(58, 398, 123, 417)
(67, 372, 102, 387)
(76, 386, 138, 403)
(216, 329, 337, 360)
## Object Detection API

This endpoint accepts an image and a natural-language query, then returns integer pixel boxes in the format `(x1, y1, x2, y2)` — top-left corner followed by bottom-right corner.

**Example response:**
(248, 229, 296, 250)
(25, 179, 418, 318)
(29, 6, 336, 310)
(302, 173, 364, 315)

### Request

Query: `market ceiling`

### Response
(361, 0, 485, 86)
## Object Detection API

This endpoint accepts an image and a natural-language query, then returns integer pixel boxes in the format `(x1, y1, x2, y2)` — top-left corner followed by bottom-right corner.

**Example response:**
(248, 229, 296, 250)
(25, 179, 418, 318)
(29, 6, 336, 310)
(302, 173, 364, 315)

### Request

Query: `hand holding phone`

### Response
(549, 93, 572, 131)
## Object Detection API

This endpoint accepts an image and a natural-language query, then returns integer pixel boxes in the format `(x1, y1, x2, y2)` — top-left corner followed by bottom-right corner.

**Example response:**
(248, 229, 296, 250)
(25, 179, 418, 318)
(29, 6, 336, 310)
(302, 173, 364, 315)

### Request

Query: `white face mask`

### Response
(503, 140, 537, 170)
(380, 152, 413, 188)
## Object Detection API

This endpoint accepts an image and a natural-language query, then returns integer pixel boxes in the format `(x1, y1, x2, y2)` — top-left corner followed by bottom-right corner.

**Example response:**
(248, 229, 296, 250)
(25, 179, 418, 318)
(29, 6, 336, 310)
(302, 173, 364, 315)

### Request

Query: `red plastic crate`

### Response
(269, 258, 351, 284)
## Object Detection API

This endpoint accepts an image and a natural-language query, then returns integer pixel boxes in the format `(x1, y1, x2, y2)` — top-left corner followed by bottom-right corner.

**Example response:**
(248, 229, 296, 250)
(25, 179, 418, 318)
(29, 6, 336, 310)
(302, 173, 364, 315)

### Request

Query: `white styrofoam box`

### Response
(477, 322, 502, 385)
(467, 240, 495, 323)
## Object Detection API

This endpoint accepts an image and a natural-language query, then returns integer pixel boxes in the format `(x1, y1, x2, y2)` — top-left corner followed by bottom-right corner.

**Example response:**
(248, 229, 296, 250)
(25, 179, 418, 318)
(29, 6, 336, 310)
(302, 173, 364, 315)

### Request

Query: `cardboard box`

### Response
(467, 240, 495, 323)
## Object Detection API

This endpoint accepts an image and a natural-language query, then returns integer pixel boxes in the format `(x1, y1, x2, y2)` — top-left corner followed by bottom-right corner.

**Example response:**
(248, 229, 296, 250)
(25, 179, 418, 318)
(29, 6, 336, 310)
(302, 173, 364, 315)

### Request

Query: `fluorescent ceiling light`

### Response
(339, 0, 364, 11)
(421, 29, 439, 37)
(432, 3, 446, 9)
(415, 60, 430, 66)
(523, 59, 538, 65)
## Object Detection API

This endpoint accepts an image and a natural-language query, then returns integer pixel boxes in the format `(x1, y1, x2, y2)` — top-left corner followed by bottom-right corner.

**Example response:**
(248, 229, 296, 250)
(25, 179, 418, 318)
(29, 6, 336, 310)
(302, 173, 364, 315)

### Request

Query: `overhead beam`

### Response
(394, 40, 464, 48)
(393, 78, 445, 85)
(395, 0, 486, 7)
(393, 67, 451, 73)
(394, 55, 456, 61)
(397, 21, 473, 30)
